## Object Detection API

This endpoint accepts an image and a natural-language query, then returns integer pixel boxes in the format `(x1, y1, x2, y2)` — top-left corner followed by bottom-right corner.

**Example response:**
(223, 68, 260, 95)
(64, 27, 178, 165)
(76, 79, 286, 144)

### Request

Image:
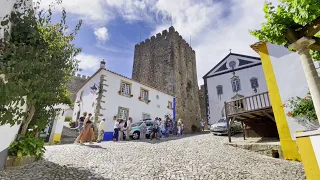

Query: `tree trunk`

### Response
(298, 47, 320, 126)
(20, 104, 36, 136)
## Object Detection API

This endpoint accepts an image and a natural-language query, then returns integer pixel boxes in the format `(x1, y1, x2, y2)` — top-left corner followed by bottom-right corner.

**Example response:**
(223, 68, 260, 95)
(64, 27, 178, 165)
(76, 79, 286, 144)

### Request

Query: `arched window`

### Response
(231, 76, 241, 92)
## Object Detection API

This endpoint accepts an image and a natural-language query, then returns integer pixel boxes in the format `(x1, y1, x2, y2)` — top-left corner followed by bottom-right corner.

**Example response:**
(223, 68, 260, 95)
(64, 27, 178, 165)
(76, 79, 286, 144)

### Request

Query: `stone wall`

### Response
(132, 26, 201, 132)
(67, 74, 89, 102)
(199, 85, 206, 123)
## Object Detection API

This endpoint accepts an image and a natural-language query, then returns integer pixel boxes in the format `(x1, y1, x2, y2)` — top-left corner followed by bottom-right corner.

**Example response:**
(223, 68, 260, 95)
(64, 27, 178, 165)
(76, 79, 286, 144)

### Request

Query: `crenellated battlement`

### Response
(135, 26, 194, 51)
(132, 25, 200, 133)
(73, 73, 90, 80)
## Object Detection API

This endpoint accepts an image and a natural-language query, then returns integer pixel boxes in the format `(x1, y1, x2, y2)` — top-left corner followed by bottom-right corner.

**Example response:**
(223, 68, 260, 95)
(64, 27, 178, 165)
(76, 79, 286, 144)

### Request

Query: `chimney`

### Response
(100, 59, 106, 69)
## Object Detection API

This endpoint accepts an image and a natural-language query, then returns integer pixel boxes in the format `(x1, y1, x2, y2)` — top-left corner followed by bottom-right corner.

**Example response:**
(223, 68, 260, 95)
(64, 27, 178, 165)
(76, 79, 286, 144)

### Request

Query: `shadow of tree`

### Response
(128, 131, 211, 144)
(0, 160, 109, 180)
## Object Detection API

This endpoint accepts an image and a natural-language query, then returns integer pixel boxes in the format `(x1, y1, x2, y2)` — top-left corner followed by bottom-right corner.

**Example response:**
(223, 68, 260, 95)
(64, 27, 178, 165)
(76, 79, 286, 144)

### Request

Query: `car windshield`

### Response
(132, 122, 142, 127)
(217, 119, 226, 123)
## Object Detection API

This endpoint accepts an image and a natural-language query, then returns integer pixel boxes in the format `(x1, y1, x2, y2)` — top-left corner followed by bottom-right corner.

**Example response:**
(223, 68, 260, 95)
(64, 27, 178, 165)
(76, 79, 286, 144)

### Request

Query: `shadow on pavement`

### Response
(0, 159, 109, 180)
(128, 131, 211, 144)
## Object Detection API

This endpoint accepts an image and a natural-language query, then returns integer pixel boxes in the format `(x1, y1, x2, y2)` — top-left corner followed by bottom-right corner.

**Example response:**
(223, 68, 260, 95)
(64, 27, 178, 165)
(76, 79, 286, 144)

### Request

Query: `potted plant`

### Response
(118, 90, 121, 95)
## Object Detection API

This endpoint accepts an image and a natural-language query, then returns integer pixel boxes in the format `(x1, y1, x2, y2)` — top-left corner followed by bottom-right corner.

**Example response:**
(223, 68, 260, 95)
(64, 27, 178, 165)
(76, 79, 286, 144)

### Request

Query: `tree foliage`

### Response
(0, 0, 82, 135)
(250, 0, 320, 61)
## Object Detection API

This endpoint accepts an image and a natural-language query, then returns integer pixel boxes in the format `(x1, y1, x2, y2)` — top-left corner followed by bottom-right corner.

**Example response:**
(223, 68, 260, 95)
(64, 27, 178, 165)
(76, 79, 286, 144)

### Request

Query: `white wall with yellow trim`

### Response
(48, 104, 69, 143)
(255, 42, 320, 160)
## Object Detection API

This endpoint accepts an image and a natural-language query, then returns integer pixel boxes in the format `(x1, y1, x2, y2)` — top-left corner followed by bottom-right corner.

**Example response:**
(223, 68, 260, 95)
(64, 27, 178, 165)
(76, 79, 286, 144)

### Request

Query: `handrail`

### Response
(225, 92, 271, 116)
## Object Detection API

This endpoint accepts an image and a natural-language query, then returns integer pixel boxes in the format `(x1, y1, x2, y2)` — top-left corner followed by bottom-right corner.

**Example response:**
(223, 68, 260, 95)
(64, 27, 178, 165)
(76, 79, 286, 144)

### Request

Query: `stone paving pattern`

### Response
(0, 134, 305, 180)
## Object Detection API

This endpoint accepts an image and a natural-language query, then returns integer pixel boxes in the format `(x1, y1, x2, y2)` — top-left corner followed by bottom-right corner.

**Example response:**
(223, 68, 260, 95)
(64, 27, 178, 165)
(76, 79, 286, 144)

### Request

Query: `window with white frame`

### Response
(142, 113, 151, 120)
(250, 77, 259, 89)
(118, 107, 129, 120)
(120, 81, 131, 96)
(231, 76, 241, 92)
(216, 85, 223, 95)
(140, 88, 149, 101)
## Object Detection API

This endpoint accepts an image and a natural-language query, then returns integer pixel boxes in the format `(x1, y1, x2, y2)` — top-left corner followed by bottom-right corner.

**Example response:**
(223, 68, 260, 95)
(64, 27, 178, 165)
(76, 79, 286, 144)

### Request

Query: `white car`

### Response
(210, 118, 242, 136)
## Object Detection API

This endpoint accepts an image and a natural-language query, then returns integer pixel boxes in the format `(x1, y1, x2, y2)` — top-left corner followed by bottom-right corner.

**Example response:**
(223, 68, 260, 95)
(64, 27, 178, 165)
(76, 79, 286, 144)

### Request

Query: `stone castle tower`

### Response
(132, 26, 201, 131)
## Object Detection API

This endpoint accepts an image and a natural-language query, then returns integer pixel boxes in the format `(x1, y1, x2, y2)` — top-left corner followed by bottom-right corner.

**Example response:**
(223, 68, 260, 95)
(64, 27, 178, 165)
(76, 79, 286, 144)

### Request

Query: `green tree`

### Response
(0, 0, 82, 135)
(250, 0, 320, 61)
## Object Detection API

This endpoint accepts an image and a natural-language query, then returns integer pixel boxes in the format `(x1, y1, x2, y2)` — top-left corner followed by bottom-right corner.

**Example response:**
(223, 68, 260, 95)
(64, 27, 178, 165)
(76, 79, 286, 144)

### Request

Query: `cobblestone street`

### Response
(0, 134, 305, 180)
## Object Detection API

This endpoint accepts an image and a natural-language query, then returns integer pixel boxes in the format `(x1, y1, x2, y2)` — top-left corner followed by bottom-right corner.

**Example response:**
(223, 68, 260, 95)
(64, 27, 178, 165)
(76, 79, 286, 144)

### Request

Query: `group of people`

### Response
(74, 112, 105, 145)
(112, 117, 133, 141)
(112, 115, 185, 142)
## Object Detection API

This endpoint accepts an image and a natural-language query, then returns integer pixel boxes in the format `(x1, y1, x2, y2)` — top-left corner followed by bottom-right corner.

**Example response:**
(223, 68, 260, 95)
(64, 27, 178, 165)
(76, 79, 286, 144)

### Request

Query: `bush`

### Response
(191, 124, 198, 133)
(8, 137, 46, 159)
(286, 93, 317, 122)
(65, 117, 72, 122)
(69, 121, 76, 128)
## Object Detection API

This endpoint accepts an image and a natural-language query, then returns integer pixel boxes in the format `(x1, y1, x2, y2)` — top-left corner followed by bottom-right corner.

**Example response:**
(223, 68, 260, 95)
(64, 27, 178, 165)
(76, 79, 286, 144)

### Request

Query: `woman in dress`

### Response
(77, 113, 94, 144)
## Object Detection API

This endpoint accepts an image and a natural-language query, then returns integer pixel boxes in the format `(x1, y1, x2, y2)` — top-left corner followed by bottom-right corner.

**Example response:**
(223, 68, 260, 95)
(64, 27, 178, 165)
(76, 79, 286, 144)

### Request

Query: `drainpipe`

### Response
(289, 37, 320, 128)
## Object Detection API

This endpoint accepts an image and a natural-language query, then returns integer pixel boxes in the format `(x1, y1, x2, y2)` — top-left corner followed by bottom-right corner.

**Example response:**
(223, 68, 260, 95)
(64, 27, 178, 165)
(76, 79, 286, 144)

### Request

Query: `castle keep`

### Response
(132, 26, 201, 131)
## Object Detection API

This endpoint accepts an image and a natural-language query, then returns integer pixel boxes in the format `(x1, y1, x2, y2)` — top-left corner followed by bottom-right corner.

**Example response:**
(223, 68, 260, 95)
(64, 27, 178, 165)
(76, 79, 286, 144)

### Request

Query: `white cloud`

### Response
(38, 0, 112, 24)
(150, 0, 279, 85)
(94, 27, 109, 42)
(76, 53, 103, 72)
(38, 0, 280, 85)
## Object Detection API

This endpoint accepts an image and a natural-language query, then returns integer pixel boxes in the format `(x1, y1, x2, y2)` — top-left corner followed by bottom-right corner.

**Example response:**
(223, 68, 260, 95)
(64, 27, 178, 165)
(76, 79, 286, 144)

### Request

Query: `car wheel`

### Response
(230, 128, 235, 136)
(132, 131, 140, 140)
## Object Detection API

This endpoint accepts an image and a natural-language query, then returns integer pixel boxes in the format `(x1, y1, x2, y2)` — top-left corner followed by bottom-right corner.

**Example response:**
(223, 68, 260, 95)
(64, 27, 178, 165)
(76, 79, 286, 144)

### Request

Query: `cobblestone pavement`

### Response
(0, 134, 305, 180)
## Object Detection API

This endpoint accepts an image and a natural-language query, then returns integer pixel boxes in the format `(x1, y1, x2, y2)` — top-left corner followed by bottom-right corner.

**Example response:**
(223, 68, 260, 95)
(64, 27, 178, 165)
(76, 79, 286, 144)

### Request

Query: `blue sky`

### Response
(39, 0, 276, 85)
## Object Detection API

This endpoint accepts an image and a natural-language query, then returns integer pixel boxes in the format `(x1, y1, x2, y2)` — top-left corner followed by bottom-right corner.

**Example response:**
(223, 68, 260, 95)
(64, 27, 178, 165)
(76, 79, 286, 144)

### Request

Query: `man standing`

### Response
(200, 120, 205, 131)
(97, 118, 105, 143)
(151, 117, 159, 140)
(126, 117, 132, 141)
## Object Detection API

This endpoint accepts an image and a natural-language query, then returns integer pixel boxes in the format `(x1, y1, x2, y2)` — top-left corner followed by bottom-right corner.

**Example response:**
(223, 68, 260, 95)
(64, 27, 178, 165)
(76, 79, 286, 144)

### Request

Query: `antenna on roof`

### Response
(170, 13, 173, 26)
(190, 35, 192, 46)
(229, 49, 232, 53)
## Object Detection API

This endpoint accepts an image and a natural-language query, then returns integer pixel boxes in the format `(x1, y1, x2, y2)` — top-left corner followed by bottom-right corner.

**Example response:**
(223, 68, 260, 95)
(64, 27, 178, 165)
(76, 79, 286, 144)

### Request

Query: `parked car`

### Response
(123, 120, 154, 140)
(210, 118, 242, 136)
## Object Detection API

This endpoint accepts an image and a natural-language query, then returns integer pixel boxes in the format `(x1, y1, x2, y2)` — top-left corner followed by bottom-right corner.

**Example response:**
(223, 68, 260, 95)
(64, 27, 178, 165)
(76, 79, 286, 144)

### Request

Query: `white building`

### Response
(72, 61, 176, 141)
(203, 53, 268, 125)
(0, 0, 33, 169)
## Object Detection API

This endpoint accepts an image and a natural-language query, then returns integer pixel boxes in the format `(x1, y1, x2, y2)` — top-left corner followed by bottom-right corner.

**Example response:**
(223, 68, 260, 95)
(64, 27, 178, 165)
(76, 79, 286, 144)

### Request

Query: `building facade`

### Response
(251, 42, 320, 169)
(72, 62, 175, 141)
(203, 53, 268, 125)
(132, 26, 200, 131)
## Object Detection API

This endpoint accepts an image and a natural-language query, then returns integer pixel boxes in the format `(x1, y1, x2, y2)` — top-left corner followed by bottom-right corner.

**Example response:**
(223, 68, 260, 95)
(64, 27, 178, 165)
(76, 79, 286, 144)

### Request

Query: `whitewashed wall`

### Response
(266, 43, 320, 140)
(206, 65, 268, 124)
(72, 69, 175, 140)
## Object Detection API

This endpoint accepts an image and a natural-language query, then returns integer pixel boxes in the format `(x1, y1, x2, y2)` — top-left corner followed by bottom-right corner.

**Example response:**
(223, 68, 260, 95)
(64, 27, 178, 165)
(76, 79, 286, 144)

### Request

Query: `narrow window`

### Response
(168, 101, 173, 109)
(216, 85, 223, 95)
(250, 77, 259, 89)
(120, 81, 131, 96)
(140, 88, 149, 102)
(231, 76, 241, 92)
